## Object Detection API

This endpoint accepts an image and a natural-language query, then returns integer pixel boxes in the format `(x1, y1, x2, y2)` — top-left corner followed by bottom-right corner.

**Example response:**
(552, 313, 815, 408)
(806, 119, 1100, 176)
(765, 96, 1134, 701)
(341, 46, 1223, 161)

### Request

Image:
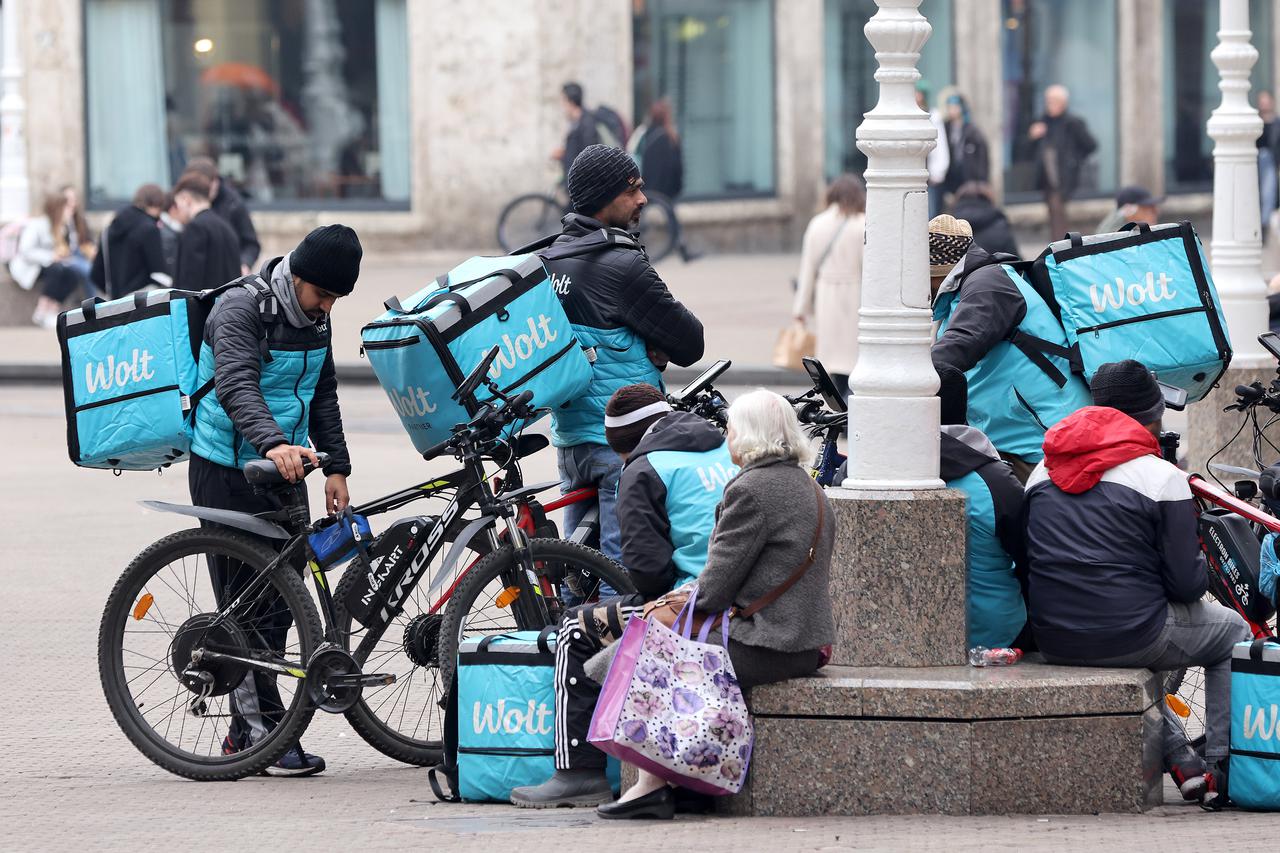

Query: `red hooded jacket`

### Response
(1042, 406, 1161, 494)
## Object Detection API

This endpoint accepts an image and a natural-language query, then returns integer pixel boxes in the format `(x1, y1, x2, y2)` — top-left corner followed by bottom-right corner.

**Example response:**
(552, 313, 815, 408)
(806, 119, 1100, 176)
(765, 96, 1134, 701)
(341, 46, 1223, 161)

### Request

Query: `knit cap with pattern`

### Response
(567, 144, 642, 216)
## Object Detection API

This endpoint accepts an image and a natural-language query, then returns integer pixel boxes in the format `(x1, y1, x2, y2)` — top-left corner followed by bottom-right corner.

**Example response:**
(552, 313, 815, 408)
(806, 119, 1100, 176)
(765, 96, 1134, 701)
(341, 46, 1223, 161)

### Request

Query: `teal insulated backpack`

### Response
(1027, 221, 1232, 402)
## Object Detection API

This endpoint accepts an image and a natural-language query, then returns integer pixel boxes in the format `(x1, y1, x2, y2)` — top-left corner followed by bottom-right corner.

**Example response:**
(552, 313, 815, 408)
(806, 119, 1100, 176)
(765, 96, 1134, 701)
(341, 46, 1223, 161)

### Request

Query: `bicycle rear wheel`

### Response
(98, 528, 322, 780)
(497, 193, 563, 253)
(438, 538, 635, 688)
(638, 192, 680, 263)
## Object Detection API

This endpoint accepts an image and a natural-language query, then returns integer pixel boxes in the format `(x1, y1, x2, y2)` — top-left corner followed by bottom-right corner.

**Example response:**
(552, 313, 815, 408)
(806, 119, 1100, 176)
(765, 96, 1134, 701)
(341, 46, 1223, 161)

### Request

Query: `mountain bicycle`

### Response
(1160, 335, 1280, 745)
(496, 182, 683, 263)
(98, 346, 634, 780)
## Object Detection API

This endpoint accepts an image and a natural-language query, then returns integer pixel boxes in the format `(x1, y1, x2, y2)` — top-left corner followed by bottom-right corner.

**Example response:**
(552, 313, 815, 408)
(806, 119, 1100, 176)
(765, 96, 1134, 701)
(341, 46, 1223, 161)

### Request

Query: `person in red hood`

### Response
(1025, 360, 1248, 806)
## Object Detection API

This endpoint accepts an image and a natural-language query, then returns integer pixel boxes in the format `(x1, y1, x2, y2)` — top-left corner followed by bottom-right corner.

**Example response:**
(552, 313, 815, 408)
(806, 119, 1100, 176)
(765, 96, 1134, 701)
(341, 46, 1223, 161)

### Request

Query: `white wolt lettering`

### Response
(1088, 272, 1177, 315)
(488, 315, 559, 379)
(1242, 704, 1279, 740)
(473, 699, 504, 735)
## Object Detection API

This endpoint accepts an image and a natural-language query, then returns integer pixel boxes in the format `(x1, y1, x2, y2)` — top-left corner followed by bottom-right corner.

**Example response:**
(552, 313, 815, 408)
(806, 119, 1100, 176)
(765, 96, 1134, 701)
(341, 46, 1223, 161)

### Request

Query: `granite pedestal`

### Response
(721, 664, 1164, 816)
(1184, 358, 1280, 475)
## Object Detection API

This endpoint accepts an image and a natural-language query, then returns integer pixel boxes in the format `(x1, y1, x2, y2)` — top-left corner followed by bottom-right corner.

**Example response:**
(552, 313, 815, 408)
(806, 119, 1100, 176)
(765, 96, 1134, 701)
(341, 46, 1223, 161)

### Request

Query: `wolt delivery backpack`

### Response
(1027, 221, 1231, 402)
(56, 279, 273, 470)
(362, 230, 638, 453)
(429, 629, 619, 803)
(1230, 638, 1280, 810)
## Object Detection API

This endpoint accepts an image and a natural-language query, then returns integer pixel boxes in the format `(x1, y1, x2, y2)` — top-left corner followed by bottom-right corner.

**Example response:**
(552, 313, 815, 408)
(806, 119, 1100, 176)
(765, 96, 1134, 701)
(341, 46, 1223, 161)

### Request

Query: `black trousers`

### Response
(189, 453, 307, 748)
(39, 263, 82, 301)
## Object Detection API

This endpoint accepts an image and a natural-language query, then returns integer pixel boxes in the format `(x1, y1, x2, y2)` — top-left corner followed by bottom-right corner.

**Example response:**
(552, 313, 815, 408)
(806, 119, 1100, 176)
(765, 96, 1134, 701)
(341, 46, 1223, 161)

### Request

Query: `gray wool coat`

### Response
(696, 456, 836, 653)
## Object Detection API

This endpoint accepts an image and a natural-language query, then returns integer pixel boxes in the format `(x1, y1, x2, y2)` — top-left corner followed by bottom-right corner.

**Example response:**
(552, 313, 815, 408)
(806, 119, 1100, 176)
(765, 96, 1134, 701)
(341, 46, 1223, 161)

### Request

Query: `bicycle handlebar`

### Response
(422, 390, 539, 461)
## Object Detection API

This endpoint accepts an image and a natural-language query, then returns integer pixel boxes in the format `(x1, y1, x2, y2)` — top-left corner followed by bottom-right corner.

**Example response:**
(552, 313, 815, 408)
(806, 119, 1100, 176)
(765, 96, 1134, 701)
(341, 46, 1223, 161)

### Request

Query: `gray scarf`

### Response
(269, 252, 316, 329)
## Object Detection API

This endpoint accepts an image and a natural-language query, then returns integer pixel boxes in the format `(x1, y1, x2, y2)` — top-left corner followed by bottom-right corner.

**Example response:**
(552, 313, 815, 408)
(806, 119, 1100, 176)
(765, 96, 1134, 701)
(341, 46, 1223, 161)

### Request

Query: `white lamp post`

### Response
(1208, 0, 1268, 360)
(0, 0, 30, 222)
(843, 0, 942, 490)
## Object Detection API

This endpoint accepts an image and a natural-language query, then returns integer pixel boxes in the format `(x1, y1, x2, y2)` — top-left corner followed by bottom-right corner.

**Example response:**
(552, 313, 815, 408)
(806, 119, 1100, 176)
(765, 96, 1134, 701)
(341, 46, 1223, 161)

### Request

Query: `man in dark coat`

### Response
(948, 182, 1019, 258)
(172, 172, 242, 291)
(1029, 84, 1097, 238)
(89, 183, 170, 298)
(555, 82, 602, 179)
(183, 156, 262, 273)
(188, 224, 362, 777)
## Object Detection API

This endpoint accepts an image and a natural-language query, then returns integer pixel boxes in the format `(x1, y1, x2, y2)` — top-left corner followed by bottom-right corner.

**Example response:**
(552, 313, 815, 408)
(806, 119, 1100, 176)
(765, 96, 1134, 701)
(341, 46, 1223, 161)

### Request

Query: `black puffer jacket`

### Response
(89, 204, 168, 299)
(550, 213, 704, 366)
(949, 196, 1019, 259)
(198, 258, 350, 475)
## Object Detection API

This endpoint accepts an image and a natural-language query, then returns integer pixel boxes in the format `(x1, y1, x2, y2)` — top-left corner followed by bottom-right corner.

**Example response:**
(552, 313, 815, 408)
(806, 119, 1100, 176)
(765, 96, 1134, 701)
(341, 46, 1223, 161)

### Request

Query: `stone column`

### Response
(0, 0, 30, 221)
(829, 0, 967, 668)
(1186, 0, 1279, 473)
(844, 0, 942, 491)
(952, 0, 1003, 200)
(1118, 0, 1165, 194)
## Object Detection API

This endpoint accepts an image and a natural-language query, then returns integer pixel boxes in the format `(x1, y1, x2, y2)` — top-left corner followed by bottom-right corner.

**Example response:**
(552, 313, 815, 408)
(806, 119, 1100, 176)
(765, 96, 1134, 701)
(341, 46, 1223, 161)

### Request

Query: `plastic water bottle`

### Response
(968, 646, 1023, 667)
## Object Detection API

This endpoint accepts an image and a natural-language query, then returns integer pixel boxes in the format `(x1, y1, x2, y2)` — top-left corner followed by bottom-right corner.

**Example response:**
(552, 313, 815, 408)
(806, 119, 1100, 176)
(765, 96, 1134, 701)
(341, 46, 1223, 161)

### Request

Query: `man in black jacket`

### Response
(1025, 361, 1249, 805)
(173, 172, 242, 292)
(511, 385, 734, 809)
(90, 183, 170, 298)
(1029, 84, 1097, 238)
(546, 144, 705, 564)
(188, 224, 362, 777)
(554, 82, 602, 179)
(183, 156, 262, 273)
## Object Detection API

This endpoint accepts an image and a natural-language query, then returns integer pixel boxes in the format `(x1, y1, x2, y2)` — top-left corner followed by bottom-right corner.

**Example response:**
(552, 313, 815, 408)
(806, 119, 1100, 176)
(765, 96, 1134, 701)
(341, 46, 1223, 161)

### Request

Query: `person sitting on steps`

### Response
(510, 383, 735, 809)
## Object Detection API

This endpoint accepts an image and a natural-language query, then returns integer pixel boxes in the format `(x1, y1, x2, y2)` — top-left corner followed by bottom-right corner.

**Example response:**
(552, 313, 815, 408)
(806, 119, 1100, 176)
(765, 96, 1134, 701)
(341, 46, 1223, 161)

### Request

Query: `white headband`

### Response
(604, 400, 672, 429)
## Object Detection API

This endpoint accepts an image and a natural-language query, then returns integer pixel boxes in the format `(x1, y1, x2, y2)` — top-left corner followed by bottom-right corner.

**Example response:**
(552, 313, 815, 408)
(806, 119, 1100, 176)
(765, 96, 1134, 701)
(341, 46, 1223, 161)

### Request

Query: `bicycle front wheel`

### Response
(98, 528, 323, 780)
(438, 538, 635, 687)
(497, 193, 563, 252)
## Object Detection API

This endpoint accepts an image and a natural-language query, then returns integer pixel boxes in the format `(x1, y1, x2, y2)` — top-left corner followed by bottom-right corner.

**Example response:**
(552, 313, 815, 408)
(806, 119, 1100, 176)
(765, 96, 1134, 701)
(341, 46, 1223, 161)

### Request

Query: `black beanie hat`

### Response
(1090, 360, 1165, 424)
(605, 384, 671, 456)
(936, 363, 969, 426)
(290, 224, 362, 296)
(567, 144, 642, 216)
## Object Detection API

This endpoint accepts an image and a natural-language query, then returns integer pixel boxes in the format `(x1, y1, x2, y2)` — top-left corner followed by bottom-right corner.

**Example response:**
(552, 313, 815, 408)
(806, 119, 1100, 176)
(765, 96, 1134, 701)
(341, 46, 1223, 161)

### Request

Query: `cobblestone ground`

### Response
(2, 385, 1275, 851)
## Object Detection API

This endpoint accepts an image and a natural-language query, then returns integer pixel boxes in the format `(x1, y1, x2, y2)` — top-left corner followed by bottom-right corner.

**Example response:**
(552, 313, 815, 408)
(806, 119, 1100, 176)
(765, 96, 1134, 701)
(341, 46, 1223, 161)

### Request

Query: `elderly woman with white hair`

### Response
(598, 389, 836, 820)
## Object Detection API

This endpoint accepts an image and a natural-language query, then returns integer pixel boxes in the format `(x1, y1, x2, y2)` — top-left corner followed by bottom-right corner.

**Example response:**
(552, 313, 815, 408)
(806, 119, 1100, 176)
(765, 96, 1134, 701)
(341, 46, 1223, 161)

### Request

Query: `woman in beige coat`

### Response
(792, 174, 866, 398)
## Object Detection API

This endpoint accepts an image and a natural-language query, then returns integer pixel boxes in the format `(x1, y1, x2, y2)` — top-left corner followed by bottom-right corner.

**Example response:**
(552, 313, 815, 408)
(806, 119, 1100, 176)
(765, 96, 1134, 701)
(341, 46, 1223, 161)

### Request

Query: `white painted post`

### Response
(0, 0, 30, 222)
(843, 0, 942, 490)
(1208, 0, 1268, 360)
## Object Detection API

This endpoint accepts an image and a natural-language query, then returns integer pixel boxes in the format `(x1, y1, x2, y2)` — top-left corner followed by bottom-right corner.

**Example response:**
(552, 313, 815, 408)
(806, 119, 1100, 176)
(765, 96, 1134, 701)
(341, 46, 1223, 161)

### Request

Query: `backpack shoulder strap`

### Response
(538, 228, 641, 262)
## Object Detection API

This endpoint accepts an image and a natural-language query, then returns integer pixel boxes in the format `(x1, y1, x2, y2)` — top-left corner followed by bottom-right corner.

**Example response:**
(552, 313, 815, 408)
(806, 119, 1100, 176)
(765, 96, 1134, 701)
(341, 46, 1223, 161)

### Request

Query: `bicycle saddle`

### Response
(243, 452, 331, 486)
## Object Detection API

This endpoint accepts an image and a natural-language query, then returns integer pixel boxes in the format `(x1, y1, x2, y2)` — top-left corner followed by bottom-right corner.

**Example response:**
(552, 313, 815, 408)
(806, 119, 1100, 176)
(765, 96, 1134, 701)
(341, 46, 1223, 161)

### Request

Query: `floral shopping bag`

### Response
(586, 589, 752, 795)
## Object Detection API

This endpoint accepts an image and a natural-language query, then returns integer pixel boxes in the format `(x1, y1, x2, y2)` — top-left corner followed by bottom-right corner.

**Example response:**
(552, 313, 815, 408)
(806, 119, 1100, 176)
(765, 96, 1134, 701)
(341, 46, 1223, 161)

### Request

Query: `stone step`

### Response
(721, 663, 1164, 817)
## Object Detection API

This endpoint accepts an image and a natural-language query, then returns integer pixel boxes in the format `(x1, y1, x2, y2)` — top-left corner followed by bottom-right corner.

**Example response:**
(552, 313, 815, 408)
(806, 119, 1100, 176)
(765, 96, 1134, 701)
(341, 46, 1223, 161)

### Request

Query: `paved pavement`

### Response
(0, 251, 804, 385)
(2, 383, 1274, 850)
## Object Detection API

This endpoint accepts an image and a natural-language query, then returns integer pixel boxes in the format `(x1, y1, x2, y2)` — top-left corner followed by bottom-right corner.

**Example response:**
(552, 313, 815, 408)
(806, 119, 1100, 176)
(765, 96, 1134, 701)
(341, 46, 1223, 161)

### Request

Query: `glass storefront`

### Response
(1163, 0, 1274, 191)
(1001, 0, 1119, 199)
(85, 0, 410, 209)
(823, 0, 953, 179)
(633, 0, 775, 199)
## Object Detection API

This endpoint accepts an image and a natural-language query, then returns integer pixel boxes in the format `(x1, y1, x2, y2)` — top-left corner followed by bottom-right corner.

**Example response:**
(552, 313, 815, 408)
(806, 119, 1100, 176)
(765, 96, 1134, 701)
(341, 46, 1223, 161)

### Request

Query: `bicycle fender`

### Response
(138, 500, 291, 540)
(427, 515, 498, 600)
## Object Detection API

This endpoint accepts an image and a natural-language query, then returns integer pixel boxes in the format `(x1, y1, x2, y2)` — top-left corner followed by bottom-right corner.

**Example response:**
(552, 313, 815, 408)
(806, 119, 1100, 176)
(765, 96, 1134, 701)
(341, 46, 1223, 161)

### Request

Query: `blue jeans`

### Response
(1044, 599, 1250, 762)
(556, 443, 623, 564)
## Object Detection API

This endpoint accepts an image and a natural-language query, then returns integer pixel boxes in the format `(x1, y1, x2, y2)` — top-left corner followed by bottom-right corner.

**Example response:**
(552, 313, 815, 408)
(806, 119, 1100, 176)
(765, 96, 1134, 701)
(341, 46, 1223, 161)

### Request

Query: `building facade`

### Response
(7, 0, 1280, 250)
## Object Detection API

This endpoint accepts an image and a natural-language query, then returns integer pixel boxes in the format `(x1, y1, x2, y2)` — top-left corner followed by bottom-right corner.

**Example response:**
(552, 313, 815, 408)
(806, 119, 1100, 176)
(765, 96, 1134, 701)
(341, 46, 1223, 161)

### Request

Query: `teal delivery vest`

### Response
(362, 254, 592, 454)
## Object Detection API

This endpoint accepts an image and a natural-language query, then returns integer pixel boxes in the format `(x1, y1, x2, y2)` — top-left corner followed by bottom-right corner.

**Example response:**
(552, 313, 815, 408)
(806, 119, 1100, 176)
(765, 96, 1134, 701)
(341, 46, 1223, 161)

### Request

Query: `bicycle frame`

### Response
(1190, 474, 1280, 640)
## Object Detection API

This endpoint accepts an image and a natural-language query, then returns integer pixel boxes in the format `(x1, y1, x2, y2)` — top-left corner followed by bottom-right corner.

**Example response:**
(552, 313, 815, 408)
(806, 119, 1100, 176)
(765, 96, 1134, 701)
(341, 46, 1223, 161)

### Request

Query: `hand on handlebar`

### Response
(266, 444, 320, 483)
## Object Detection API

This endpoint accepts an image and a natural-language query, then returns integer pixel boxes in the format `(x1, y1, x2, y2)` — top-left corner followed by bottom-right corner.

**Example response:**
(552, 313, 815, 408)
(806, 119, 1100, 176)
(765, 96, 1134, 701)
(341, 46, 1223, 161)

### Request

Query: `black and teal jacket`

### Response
(617, 412, 737, 598)
(940, 424, 1028, 648)
(549, 214, 704, 447)
(190, 258, 351, 474)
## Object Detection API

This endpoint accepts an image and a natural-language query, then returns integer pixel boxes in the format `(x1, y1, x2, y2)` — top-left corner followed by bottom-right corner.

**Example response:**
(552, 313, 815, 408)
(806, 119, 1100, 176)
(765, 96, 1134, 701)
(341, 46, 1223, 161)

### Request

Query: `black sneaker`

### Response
(1202, 758, 1230, 811)
(264, 744, 326, 777)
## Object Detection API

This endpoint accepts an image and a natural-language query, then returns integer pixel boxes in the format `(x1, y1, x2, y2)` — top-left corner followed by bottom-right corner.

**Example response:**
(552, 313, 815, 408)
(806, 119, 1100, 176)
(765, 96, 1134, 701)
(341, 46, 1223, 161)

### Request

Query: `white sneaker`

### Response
(31, 307, 54, 329)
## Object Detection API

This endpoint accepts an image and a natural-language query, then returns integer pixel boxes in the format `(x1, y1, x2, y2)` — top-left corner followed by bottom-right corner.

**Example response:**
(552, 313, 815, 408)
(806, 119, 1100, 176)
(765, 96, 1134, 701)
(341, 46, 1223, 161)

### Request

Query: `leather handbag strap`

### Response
(737, 479, 826, 619)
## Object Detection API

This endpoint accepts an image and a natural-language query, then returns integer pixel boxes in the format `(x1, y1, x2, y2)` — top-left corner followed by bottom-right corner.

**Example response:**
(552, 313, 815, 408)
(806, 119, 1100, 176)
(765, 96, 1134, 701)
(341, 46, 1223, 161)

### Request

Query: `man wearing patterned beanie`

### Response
(929, 213, 1090, 482)
(543, 144, 705, 566)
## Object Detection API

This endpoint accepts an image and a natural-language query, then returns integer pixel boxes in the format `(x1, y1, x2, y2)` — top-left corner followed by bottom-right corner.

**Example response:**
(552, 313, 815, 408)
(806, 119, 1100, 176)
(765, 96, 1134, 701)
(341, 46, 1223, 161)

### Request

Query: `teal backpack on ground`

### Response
(428, 629, 620, 803)
(1027, 221, 1231, 402)
(1230, 638, 1280, 810)
(362, 250, 598, 454)
(56, 281, 262, 470)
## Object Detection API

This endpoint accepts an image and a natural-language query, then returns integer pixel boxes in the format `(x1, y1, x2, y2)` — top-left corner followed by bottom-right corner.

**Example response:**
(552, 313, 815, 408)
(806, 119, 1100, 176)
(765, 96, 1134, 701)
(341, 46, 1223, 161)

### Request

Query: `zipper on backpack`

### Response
(1076, 305, 1207, 337)
(361, 335, 420, 357)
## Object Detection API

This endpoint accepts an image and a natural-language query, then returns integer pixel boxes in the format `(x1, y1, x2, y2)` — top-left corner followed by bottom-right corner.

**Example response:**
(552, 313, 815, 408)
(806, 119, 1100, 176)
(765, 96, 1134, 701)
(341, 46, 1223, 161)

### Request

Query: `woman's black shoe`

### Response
(596, 786, 675, 820)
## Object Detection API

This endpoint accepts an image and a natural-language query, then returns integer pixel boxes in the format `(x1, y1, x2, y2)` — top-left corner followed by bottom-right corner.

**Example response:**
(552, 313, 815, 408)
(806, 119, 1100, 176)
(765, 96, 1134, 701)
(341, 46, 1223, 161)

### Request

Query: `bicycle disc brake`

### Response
(171, 613, 251, 697)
